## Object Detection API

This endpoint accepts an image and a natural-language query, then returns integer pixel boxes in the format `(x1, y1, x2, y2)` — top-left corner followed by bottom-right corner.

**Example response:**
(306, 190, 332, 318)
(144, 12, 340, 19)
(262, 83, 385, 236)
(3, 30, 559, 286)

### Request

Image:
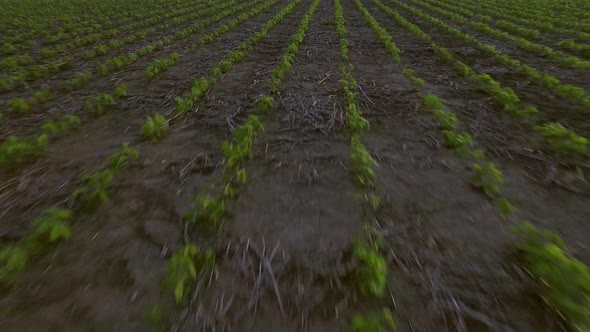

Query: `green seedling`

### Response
(512, 222, 590, 331)
(354, 239, 387, 297)
(402, 68, 424, 88)
(114, 84, 128, 98)
(0, 135, 48, 168)
(471, 163, 503, 198)
(351, 139, 378, 188)
(496, 198, 514, 215)
(8, 98, 30, 114)
(141, 114, 169, 142)
(24, 208, 72, 253)
(85, 94, 115, 115)
(31, 88, 53, 104)
(41, 115, 81, 137)
(534, 123, 588, 158)
(351, 309, 395, 332)
(255, 96, 274, 112)
(165, 244, 215, 303)
(108, 144, 139, 170)
(0, 247, 27, 286)
(442, 130, 472, 155)
(72, 169, 114, 210)
(222, 115, 263, 172)
(175, 97, 193, 114)
(184, 194, 225, 227)
(62, 71, 92, 91)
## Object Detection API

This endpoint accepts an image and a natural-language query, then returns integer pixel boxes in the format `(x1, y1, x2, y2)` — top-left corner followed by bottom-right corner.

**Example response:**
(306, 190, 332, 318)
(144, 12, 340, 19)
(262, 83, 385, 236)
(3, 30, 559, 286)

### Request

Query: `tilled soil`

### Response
(1, 0, 590, 331)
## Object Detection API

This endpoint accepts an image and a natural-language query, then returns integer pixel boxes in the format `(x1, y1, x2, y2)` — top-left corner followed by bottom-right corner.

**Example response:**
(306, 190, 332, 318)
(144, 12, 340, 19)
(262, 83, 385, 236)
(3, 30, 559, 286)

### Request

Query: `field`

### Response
(1, 0, 590, 330)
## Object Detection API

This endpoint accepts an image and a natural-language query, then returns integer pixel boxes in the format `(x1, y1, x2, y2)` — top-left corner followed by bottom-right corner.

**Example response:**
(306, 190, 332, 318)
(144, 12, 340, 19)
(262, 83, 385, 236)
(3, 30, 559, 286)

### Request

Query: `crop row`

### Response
(167, 0, 308, 304)
(386, 0, 590, 110)
(0, 0, 203, 66)
(0, 85, 128, 169)
(355, 1, 590, 329)
(374, 0, 589, 160)
(337, 1, 393, 330)
(409, 0, 590, 70)
(0, 142, 140, 286)
(0, 0, 203, 49)
(2, 0, 261, 124)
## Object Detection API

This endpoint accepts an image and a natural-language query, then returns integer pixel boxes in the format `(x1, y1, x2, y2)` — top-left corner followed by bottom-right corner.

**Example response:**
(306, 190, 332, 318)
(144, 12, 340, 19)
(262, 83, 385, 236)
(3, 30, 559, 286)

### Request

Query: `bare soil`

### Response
(1, 0, 590, 331)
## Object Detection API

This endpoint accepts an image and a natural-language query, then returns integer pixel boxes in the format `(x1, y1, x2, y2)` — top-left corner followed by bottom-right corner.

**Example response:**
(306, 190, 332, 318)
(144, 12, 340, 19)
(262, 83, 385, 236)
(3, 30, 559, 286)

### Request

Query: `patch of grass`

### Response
(141, 114, 169, 142)
(512, 222, 590, 330)
(165, 244, 215, 303)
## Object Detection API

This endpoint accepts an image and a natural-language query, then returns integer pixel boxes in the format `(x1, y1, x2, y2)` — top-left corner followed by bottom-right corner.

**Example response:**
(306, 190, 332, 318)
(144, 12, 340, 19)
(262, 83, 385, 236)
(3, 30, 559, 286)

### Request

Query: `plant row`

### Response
(0, 84, 128, 169)
(358, 3, 590, 328)
(409, 0, 590, 70)
(0, 142, 140, 286)
(337, 2, 393, 330)
(374, 0, 589, 160)
(165, 0, 309, 304)
(175, 0, 304, 114)
(387, 0, 590, 109)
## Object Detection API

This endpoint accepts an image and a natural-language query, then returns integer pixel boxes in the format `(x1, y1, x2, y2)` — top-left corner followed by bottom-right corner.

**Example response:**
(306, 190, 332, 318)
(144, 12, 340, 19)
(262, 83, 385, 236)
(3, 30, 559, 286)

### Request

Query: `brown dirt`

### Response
(1, 0, 590, 331)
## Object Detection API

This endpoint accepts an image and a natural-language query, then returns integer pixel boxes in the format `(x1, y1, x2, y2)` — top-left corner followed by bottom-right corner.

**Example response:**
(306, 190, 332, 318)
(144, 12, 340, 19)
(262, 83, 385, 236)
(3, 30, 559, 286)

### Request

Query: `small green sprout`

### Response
(72, 169, 114, 210)
(471, 163, 503, 198)
(184, 195, 225, 227)
(165, 244, 215, 303)
(108, 143, 139, 170)
(534, 123, 588, 158)
(141, 114, 169, 142)
(255, 96, 274, 112)
(354, 239, 387, 297)
(351, 309, 395, 332)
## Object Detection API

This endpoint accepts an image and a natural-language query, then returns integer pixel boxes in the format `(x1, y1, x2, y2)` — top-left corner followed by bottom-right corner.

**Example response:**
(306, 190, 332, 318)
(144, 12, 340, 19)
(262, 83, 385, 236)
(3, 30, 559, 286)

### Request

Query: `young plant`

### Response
(0, 247, 27, 286)
(184, 194, 225, 227)
(41, 115, 81, 137)
(0, 135, 48, 168)
(108, 143, 139, 170)
(350, 139, 378, 188)
(85, 94, 115, 115)
(351, 309, 395, 332)
(114, 84, 128, 98)
(512, 222, 590, 331)
(24, 208, 72, 252)
(471, 163, 503, 198)
(534, 123, 589, 158)
(72, 170, 114, 210)
(165, 244, 215, 303)
(402, 68, 425, 88)
(254, 96, 274, 111)
(141, 114, 169, 142)
(354, 239, 387, 297)
(62, 71, 93, 91)
(8, 98, 30, 114)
